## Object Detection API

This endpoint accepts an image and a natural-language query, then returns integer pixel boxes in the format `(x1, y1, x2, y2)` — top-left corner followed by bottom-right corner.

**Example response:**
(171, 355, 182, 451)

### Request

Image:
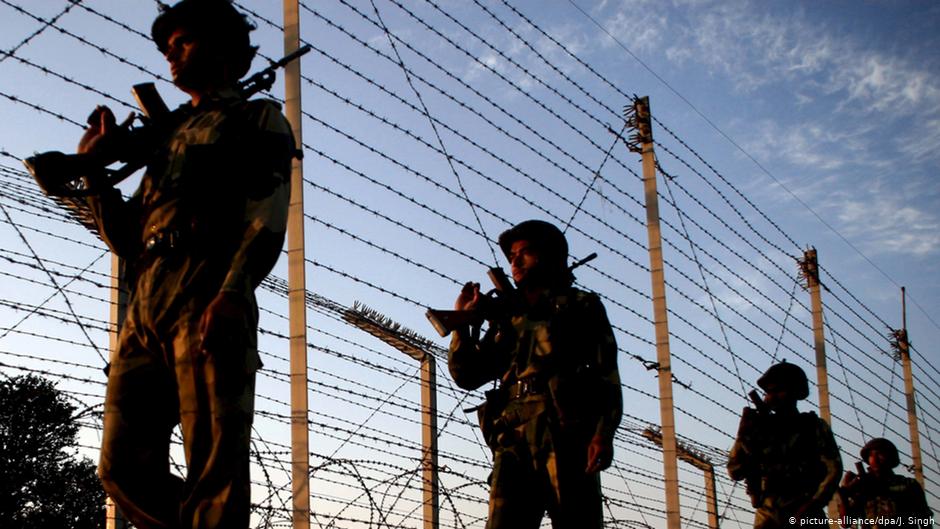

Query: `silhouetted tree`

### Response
(0, 374, 105, 529)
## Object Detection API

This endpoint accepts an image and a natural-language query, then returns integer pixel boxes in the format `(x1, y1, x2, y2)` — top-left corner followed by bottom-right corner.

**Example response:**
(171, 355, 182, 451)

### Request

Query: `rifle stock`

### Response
(23, 152, 105, 197)
(425, 308, 483, 338)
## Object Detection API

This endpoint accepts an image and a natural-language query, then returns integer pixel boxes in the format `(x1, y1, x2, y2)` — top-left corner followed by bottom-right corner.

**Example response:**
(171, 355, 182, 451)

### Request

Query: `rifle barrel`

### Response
(274, 44, 311, 68)
(569, 252, 598, 271)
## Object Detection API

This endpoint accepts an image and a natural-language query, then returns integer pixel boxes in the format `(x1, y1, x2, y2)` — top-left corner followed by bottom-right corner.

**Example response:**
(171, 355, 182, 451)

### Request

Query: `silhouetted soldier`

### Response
(838, 438, 932, 528)
(77, 1, 293, 527)
(448, 220, 622, 529)
(728, 362, 842, 528)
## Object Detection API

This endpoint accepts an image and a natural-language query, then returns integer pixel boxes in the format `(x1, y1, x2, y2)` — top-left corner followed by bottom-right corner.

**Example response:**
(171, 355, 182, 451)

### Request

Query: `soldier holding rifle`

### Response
(838, 438, 932, 528)
(68, 1, 294, 527)
(728, 361, 843, 528)
(446, 220, 622, 529)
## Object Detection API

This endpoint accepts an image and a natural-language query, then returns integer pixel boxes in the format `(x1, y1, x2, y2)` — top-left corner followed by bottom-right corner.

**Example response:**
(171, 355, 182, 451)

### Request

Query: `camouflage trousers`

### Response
(754, 496, 826, 529)
(486, 400, 602, 529)
(98, 270, 259, 529)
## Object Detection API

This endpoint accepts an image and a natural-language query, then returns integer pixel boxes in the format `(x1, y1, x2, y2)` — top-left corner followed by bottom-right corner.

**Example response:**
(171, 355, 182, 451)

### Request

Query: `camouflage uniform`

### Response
(449, 286, 622, 529)
(728, 409, 842, 528)
(90, 89, 293, 529)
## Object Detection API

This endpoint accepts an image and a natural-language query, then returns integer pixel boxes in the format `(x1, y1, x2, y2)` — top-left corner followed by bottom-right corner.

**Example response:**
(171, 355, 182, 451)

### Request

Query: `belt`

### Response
(143, 228, 185, 256)
(505, 377, 546, 400)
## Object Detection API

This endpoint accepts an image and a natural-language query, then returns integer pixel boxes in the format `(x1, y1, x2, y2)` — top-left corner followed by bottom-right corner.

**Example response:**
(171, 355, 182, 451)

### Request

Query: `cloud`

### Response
(462, 49, 509, 83)
(897, 117, 940, 165)
(595, 0, 940, 117)
(593, 0, 669, 54)
(461, 13, 595, 97)
(530, 22, 592, 76)
(833, 55, 940, 115)
(822, 179, 940, 257)
(741, 119, 882, 173)
(737, 118, 940, 258)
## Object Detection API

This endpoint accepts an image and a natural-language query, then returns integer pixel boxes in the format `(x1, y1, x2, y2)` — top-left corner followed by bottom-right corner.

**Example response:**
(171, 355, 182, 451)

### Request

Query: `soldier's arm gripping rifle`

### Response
(425, 266, 514, 339)
(23, 45, 311, 199)
(728, 389, 770, 507)
(426, 252, 597, 338)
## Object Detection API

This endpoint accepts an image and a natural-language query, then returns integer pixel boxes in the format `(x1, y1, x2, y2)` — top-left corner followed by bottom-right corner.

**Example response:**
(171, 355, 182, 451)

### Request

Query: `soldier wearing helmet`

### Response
(448, 220, 622, 529)
(838, 438, 932, 528)
(728, 362, 843, 528)
(80, 1, 294, 527)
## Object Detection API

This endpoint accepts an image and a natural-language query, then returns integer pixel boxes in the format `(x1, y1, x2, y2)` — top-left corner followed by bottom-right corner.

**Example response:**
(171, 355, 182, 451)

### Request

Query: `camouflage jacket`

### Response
(728, 409, 842, 512)
(841, 473, 932, 528)
(87, 89, 293, 307)
(449, 286, 622, 442)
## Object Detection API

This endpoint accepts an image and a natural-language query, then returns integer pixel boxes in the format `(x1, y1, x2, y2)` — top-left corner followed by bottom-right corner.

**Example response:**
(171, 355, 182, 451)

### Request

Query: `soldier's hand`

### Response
(585, 434, 613, 473)
(199, 291, 250, 354)
(77, 105, 133, 166)
(455, 282, 481, 311)
(841, 471, 859, 488)
(736, 406, 760, 439)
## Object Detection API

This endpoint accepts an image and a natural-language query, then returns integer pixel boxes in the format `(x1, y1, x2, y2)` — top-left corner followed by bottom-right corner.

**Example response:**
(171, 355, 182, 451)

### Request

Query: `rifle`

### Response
(855, 461, 866, 476)
(426, 252, 597, 338)
(24, 45, 311, 198)
(741, 389, 770, 507)
(748, 389, 769, 414)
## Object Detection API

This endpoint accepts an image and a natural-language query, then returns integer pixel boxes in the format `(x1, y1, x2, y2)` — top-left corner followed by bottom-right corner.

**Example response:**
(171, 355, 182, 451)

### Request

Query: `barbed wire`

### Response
(270, 22, 916, 428)
(0, 201, 107, 364)
(4, 52, 138, 112)
(0, 1, 166, 82)
(302, 1, 641, 189)
(334, 0, 635, 175)
(368, 0, 498, 265)
(0, 88, 85, 128)
(0, 0, 83, 63)
(2, 0, 938, 524)
(661, 164, 749, 400)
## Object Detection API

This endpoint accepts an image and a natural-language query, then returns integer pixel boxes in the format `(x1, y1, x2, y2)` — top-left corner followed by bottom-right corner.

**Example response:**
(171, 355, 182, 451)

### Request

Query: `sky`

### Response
(1, 1, 939, 528)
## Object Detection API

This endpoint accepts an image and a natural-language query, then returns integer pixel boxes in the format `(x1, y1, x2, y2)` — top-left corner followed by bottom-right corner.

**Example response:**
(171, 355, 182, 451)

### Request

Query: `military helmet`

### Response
(498, 220, 568, 266)
(860, 438, 900, 468)
(757, 361, 809, 400)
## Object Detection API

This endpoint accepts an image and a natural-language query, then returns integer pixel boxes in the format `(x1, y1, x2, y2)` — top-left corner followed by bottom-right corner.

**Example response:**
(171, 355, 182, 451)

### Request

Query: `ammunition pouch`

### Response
(744, 475, 762, 508)
(475, 387, 507, 451)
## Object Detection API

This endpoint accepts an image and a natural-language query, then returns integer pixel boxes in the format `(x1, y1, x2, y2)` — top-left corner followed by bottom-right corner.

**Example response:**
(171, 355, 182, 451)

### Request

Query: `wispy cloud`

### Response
(585, 0, 940, 257)
(741, 119, 881, 173)
(599, 7, 667, 55)
(897, 117, 940, 165)
(819, 176, 940, 257)
(461, 14, 596, 97)
(595, 0, 940, 118)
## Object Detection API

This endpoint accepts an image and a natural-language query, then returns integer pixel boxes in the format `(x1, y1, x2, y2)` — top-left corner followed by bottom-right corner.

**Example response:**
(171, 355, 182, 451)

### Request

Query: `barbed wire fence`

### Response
(0, 1, 937, 528)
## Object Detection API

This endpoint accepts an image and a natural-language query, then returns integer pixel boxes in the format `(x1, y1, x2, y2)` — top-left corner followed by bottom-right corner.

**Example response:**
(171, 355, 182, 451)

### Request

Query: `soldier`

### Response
(838, 438, 932, 528)
(77, 1, 293, 527)
(448, 220, 622, 529)
(728, 362, 843, 528)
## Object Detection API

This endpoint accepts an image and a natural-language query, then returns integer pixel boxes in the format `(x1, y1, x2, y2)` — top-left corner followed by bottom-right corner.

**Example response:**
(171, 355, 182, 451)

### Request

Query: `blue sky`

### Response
(1, 1, 938, 527)
(585, 0, 940, 327)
